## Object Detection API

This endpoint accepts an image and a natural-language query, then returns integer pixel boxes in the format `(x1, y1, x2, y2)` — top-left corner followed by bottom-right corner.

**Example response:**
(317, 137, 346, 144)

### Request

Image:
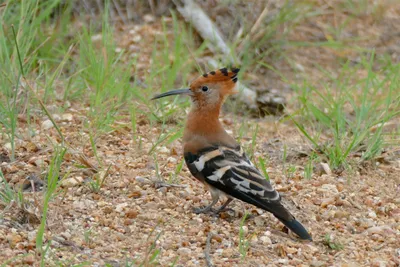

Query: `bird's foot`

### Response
(193, 206, 215, 214)
(213, 206, 234, 214)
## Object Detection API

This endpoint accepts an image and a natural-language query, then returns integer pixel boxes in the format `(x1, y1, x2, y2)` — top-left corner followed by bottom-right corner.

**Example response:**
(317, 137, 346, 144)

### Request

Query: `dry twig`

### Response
(205, 232, 215, 267)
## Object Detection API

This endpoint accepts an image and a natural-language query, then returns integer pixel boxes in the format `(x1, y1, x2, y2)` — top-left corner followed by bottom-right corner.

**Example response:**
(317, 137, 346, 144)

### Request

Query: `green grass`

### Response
(323, 233, 344, 250)
(290, 53, 400, 170)
(238, 212, 250, 260)
(37, 146, 67, 265)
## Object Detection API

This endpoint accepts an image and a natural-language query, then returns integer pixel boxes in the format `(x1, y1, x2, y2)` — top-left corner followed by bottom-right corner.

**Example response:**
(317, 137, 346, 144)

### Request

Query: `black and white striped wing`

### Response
(185, 145, 293, 221)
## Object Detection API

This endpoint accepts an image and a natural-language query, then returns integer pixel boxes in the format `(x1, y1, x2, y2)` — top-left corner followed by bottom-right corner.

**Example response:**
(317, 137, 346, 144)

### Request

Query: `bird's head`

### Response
(152, 67, 240, 109)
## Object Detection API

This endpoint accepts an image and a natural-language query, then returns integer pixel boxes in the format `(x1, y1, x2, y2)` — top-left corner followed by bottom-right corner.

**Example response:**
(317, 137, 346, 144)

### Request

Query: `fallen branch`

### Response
(154, 181, 187, 189)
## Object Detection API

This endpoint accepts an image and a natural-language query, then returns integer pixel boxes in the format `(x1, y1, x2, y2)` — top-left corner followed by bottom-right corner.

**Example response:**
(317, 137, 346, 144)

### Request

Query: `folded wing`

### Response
(186, 145, 293, 221)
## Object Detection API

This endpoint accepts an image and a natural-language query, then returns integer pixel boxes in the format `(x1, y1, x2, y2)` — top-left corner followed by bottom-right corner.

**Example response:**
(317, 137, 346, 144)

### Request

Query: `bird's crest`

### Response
(190, 67, 240, 88)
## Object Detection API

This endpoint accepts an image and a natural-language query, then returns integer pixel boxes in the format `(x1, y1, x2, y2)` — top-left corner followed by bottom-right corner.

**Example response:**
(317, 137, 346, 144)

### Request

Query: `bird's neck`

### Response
(185, 103, 224, 136)
(183, 102, 238, 153)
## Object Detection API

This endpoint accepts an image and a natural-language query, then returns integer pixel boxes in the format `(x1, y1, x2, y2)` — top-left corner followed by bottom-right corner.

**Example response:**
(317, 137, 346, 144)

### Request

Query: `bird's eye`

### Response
(201, 86, 209, 92)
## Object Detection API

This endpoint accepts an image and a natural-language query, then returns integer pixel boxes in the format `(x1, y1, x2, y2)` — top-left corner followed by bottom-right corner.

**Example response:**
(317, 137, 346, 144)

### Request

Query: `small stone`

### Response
(7, 233, 22, 248)
(22, 254, 35, 265)
(321, 184, 338, 194)
(260, 235, 272, 245)
(177, 247, 191, 256)
(72, 199, 95, 210)
(250, 235, 258, 244)
(97, 201, 108, 207)
(167, 157, 177, 164)
(135, 176, 149, 184)
(62, 231, 71, 240)
(336, 184, 344, 192)
(34, 158, 45, 167)
(212, 234, 223, 243)
(61, 176, 84, 187)
(128, 191, 142, 198)
(91, 34, 102, 41)
(103, 206, 113, 214)
(4, 143, 12, 152)
(52, 114, 61, 121)
(368, 211, 377, 218)
(143, 14, 155, 23)
(116, 203, 128, 213)
(320, 163, 332, 175)
(254, 217, 265, 226)
(366, 225, 394, 236)
(132, 35, 142, 43)
(310, 260, 325, 267)
(334, 210, 350, 218)
(358, 218, 375, 228)
(222, 248, 234, 257)
(278, 259, 289, 264)
(159, 146, 169, 154)
(126, 209, 138, 219)
(26, 142, 39, 152)
(61, 113, 73, 121)
(313, 198, 322, 205)
(321, 197, 335, 208)
(27, 231, 37, 242)
(41, 119, 54, 130)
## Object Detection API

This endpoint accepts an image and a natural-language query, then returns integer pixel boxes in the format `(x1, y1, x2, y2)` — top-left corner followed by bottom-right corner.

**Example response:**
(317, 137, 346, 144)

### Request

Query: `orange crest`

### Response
(190, 67, 240, 89)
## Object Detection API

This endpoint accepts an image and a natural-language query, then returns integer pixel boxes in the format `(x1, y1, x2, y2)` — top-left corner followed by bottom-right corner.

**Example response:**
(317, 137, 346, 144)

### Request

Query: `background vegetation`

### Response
(0, 0, 399, 266)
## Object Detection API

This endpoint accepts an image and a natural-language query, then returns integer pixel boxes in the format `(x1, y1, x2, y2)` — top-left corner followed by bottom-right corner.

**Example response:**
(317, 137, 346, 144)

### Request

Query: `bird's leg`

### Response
(193, 198, 219, 214)
(193, 187, 220, 214)
(213, 198, 234, 214)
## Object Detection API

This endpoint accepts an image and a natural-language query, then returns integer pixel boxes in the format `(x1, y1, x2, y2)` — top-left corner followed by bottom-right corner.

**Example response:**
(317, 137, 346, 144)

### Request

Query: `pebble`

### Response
(97, 201, 108, 207)
(215, 248, 223, 255)
(61, 113, 73, 121)
(320, 163, 332, 175)
(41, 119, 54, 130)
(321, 184, 338, 194)
(72, 199, 95, 210)
(366, 225, 394, 236)
(167, 157, 177, 163)
(116, 203, 128, 212)
(321, 197, 335, 208)
(61, 176, 84, 187)
(222, 248, 234, 257)
(159, 146, 169, 154)
(126, 209, 138, 219)
(310, 260, 325, 267)
(135, 176, 149, 184)
(7, 233, 22, 248)
(260, 235, 272, 245)
(254, 217, 265, 226)
(277, 259, 289, 264)
(177, 247, 191, 256)
(22, 254, 35, 265)
(62, 231, 72, 240)
(334, 210, 350, 219)
(27, 230, 37, 242)
(4, 142, 12, 152)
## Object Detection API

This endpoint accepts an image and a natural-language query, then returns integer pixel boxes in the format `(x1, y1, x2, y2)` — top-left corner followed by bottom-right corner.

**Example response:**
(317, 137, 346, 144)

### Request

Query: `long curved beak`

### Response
(151, 88, 192, 100)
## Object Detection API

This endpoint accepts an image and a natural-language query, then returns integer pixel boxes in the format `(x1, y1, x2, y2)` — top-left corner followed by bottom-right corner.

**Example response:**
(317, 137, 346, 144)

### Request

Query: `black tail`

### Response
(277, 217, 312, 240)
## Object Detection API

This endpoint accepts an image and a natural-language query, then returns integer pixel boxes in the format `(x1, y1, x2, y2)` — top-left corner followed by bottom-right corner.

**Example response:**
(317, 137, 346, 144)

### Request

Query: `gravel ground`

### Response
(1, 115, 399, 266)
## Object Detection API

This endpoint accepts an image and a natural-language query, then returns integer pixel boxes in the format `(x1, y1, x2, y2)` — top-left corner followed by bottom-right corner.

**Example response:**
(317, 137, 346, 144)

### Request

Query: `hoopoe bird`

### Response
(152, 68, 312, 240)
